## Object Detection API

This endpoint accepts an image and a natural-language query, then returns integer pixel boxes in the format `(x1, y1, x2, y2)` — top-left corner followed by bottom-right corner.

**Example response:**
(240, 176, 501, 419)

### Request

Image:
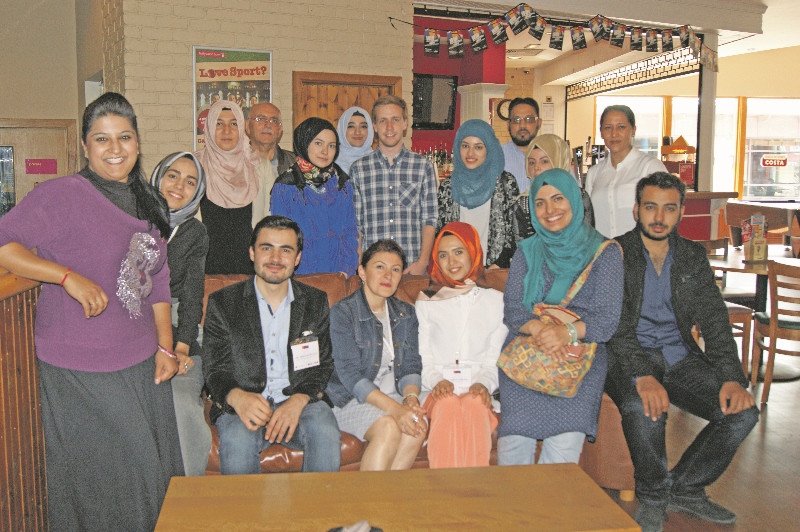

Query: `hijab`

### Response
(290, 117, 348, 191)
(335, 107, 374, 173)
(150, 152, 206, 229)
(429, 221, 485, 289)
(450, 119, 505, 209)
(521, 168, 605, 309)
(522, 134, 573, 196)
(195, 100, 259, 208)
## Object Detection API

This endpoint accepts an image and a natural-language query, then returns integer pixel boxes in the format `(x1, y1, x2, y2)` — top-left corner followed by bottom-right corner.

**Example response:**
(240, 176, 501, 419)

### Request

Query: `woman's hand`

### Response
(519, 318, 545, 337)
(391, 401, 426, 438)
(535, 323, 571, 362)
(431, 379, 455, 400)
(62, 271, 109, 318)
(469, 383, 492, 408)
(154, 349, 178, 384)
(174, 343, 193, 376)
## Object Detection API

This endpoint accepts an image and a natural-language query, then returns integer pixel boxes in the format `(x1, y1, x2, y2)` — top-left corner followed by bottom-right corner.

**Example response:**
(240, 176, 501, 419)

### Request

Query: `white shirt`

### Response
(415, 286, 508, 394)
(586, 147, 667, 238)
(501, 141, 529, 194)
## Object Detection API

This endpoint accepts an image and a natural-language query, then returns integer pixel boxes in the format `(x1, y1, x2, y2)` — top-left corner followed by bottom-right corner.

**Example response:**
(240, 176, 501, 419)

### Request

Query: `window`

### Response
(743, 98, 800, 200)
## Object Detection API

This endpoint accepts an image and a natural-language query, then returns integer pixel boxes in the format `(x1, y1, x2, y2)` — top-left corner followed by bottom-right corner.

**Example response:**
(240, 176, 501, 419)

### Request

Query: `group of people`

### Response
(0, 91, 759, 532)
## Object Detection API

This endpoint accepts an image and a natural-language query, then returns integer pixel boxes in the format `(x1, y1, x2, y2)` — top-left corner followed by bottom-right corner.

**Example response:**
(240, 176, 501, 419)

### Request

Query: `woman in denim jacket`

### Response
(325, 240, 427, 470)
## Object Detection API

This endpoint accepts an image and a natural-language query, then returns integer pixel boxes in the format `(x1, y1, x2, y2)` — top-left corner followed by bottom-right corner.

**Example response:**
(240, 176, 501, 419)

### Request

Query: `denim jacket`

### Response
(325, 286, 422, 408)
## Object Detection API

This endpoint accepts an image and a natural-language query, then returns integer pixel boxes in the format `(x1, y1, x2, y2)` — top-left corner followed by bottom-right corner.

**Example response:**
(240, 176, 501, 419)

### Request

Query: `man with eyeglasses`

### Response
(501, 97, 542, 193)
(246, 102, 296, 219)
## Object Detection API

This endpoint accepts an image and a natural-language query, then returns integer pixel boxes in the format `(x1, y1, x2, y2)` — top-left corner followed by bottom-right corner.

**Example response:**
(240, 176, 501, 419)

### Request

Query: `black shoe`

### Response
(634, 501, 666, 532)
(668, 495, 736, 524)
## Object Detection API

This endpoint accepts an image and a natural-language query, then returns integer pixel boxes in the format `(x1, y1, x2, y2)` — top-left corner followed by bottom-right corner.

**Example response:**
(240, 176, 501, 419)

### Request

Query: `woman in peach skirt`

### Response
(416, 221, 508, 468)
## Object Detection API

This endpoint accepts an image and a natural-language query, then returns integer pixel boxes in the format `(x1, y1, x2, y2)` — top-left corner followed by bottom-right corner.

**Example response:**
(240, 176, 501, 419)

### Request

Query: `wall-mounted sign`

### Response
(761, 154, 788, 167)
(25, 159, 57, 174)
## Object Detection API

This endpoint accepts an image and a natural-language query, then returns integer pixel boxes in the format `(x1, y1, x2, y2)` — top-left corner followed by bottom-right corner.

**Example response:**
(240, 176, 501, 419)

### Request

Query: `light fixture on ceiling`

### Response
(525, 44, 539, 49)
(508, 56, 522, 60)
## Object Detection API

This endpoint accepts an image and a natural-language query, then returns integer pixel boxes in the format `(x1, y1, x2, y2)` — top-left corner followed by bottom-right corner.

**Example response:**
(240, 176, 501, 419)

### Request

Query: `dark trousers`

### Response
(605, 352, 759, 504)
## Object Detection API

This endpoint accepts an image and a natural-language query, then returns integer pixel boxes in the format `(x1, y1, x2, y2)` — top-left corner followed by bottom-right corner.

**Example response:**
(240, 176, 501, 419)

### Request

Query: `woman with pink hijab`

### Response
(195, 100, 260, 274)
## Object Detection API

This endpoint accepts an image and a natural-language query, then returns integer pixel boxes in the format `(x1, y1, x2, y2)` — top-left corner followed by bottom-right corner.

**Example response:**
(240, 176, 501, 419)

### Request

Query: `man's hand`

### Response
(227, 389, 273, 431)
(635, 376, 670, 421)
(265, 394, 310, 443)
(404, 259, 428, 276)
(719, 381, 755, 415)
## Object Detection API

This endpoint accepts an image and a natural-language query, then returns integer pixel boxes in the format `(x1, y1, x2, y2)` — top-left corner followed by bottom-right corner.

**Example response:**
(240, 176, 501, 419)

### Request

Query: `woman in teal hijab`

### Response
(497, 168, 624, 466)
(436, 119, 519, 268)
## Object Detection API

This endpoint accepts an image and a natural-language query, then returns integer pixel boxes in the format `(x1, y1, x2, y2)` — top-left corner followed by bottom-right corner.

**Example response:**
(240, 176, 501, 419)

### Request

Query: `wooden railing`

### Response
(0, 268, 47, 531)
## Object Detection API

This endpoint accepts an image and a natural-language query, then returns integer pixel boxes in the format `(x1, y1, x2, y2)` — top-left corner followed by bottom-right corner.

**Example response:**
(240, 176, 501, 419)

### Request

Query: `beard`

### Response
(511, 135, 532, 147)
(636, 219, 679, 242)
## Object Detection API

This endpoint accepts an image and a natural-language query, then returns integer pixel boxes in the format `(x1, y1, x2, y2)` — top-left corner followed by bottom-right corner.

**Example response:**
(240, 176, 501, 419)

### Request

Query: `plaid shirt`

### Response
(350, 146, 438, 264)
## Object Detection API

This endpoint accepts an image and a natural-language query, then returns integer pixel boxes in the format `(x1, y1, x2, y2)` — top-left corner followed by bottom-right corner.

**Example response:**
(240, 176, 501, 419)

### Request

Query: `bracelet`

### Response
(402, 392, 419, 403)
(59, 268, 71, 287)
(564, 322, 579, 345)
(158, 345, 178, 359)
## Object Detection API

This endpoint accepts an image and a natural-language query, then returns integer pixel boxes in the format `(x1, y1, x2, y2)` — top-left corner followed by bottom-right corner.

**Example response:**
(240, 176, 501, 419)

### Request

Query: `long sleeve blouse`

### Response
(167, 218, 208, 350)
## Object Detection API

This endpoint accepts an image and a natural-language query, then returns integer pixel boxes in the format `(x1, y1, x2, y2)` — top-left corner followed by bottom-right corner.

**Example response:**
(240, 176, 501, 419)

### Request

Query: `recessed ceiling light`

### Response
(525, 44, 539, 49)
(508, 56, 522, 60)
(747, 48, 755, 51)
(617, 61, 624, 63)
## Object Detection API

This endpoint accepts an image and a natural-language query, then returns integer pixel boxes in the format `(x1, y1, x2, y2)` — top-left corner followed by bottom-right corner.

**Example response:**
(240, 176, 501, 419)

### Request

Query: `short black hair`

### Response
(600, 105, 636, 128)
(250, 215, 304, 251)
(636, 172, 687, 206)
(508, 97, 540, 118)
(361, 239, 407, 271)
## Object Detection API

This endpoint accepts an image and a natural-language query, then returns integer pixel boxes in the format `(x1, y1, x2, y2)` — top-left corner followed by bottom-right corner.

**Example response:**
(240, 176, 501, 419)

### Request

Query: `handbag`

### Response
(497, 240, 615, 398)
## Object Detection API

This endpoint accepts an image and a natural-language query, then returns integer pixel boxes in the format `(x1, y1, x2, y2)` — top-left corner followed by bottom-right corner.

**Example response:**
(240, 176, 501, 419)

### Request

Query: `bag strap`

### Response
(559, 239, 618, 306)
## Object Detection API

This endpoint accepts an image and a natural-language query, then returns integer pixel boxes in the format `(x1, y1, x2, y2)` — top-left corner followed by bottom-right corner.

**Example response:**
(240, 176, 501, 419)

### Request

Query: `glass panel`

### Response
(743, 98, 800, 200)
(596, 96, 663, 158)
(671, 97, 698, 147)
(712, 99, 738, 193)
(0, 146, 14, 217)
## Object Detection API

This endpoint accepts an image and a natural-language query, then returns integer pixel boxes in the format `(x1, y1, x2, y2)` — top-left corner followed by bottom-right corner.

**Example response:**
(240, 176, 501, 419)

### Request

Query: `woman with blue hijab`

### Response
(335, 106, 374, 174)
(497, 168, 624, 465)
(437, 119, 519, 268)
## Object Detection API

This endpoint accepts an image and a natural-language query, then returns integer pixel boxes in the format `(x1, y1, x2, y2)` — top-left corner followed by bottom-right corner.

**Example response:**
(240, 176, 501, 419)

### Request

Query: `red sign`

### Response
(25, 159, 57, 174)
(761, 154, 788, 167)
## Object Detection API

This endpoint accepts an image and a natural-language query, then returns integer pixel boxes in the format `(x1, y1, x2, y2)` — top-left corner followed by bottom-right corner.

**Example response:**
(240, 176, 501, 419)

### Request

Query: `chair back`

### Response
(767, 260, 800, 334)
(696, 237, 729, 259)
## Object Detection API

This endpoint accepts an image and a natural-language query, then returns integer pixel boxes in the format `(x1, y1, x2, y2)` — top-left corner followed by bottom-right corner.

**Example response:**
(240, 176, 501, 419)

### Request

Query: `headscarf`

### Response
(429, 222, 485, 288)
(195, 100, 259, 208)
(150, 152, 206, 229)
(522, 134, 573, 196)
(521, 168, 605, 309)
(450, 119, 505, 209)
(291, 117, 347, 190)
(335, 107, 374, 173)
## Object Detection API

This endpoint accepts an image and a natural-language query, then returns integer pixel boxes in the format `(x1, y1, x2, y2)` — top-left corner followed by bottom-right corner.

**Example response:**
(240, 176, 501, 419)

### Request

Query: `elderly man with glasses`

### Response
(501, 97, 542, 194)
(246, 102, 296, 219)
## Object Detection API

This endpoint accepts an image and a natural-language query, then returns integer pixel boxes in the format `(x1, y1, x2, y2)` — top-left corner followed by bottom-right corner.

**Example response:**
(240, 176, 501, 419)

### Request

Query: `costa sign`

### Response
(761, 154, 788, 167)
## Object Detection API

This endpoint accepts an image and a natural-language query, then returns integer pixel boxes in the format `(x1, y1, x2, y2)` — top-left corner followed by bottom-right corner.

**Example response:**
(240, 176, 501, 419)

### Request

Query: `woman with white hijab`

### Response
(335, 106, 374, 174)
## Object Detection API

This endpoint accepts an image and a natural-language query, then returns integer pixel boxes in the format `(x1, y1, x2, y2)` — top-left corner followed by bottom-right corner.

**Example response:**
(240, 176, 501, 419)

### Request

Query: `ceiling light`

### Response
(525, 44, 539, 49)
(508, 56, 522, 60)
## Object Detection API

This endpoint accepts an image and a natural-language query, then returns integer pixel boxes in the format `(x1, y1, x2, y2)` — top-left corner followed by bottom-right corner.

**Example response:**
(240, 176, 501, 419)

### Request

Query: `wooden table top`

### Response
(708, 244, 796, 274)
(155, 464, 639, 532)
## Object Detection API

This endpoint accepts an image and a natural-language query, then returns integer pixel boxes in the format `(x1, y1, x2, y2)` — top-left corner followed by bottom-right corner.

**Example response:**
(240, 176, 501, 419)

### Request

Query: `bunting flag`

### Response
(410, 4, 718, 71)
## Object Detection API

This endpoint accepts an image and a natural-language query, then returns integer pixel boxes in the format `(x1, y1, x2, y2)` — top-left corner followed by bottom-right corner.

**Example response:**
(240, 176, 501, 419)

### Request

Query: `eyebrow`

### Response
(259, 242, 295, 250)
(643, 201, 679, 207)
(90, 130, 135, 137)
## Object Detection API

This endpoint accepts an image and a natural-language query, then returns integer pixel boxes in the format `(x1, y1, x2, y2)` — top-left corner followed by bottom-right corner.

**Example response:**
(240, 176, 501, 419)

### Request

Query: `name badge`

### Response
(291, 335, 320, 370)
(442, 364, 472, 394)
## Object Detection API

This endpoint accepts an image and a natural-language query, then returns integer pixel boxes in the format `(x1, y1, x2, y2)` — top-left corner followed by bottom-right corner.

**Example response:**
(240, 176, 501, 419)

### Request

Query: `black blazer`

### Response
(606, 229, 747, 386)
(203, 277, 334, 424)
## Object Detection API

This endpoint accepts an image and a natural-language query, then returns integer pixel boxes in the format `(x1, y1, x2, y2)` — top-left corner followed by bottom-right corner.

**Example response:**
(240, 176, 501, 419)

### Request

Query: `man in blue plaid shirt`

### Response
(349, 95, 438, 275)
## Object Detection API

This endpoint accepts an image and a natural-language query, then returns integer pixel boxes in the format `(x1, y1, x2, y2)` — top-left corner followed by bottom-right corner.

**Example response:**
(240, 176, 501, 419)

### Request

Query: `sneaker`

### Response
(668, 494, 737, 524)
(634, 501, 666, 532)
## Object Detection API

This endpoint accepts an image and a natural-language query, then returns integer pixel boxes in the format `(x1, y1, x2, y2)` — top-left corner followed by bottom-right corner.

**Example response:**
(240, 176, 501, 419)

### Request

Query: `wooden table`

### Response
(726, 200, 800, 239)
(155, 464, 639, 531)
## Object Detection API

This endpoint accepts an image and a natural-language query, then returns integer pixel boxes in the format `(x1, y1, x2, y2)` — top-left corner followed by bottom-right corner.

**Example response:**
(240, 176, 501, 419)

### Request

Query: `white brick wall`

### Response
(113, 0, 413, 174)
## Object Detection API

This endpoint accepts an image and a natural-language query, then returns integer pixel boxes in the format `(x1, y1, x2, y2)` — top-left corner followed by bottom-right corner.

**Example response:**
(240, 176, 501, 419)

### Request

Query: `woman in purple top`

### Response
(0, 93, 184, 531)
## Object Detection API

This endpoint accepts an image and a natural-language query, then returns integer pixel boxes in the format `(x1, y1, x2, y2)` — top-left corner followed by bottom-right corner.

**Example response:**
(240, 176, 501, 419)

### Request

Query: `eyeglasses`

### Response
(510, 116, 539, 125)
(251, 116, 282, 126)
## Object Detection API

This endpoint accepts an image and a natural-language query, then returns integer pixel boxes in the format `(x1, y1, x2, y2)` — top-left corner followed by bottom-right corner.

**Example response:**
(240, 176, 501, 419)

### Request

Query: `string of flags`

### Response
(416, 3, 718, 72)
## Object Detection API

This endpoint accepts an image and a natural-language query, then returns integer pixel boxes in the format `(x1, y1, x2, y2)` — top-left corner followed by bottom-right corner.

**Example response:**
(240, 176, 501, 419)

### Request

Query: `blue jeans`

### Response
(497, 432, 586, 465)
(216, 399, 341, 475)
(605, 352, 759, 504)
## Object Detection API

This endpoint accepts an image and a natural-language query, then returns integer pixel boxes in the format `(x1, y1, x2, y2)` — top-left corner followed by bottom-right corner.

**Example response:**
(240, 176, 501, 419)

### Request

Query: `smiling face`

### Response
(359, 251, 404, 305)
(534, 184, 573, 233)
(249, 227, 302, 286)
(345, 114, 369, 147)
(307, 129, 337, 168)
(159, 157, 198, 210)
(214, 109, 240, 151)
(600, 110, 636, 159)
(459, 136, 487, 170)
(374, 104, 407, 151)
(527, 147, 553, 178)
(436, 234, 472, 282)
(634, 185, 684, 241)
(81, 114, 139, 183)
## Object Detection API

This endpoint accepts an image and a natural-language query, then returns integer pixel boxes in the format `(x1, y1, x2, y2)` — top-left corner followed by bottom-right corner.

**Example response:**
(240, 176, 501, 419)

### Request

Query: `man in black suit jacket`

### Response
(606, 173, 758, 532)
(203, 215, 340, 475)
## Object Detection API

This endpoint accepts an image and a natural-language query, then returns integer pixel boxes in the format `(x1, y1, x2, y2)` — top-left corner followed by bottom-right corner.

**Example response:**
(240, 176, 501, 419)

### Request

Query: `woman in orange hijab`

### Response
(415, 222, 508, 468)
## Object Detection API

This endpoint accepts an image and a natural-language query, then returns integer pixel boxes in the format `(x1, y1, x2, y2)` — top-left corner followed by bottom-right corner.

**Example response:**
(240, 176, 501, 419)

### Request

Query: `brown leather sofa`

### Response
(200, 271, 635, 495)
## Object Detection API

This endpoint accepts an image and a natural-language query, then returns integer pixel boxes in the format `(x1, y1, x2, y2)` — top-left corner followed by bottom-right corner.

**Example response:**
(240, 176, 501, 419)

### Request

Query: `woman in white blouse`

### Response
(586, 105, 667, 238)
(416, 221, 508, 468)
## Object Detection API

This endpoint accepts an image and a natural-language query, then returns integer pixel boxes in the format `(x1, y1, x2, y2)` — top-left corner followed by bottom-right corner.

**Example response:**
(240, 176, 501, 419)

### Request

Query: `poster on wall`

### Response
(192, 46, 272, 149)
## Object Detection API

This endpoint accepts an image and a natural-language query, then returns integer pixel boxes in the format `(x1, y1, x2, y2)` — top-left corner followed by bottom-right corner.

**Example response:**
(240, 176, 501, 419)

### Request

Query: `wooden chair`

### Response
(697, 237, 729, 287)
(751, 260, 800, 403)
